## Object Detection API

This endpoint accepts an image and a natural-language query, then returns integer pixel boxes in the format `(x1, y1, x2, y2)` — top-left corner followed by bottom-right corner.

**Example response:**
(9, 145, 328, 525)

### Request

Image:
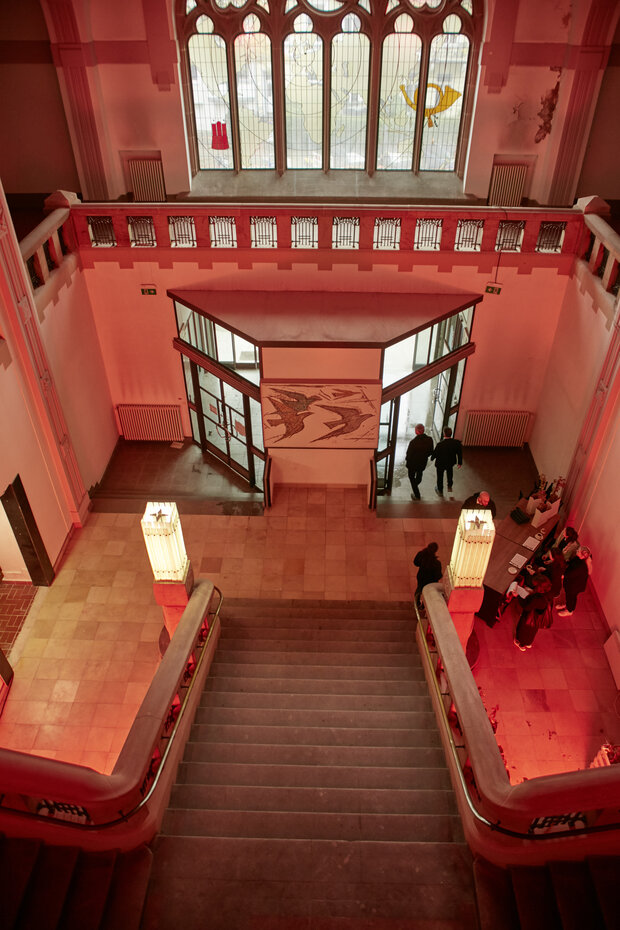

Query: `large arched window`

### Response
(179, 0, 479, 177)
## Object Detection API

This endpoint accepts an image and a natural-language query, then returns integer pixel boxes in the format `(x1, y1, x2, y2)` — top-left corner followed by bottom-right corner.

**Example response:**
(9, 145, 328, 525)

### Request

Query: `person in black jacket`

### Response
(430, 426, 463, 496)
(557, 546, 592, 615)
(413, 542, 443, 610)
(405, 423, 434, 500)
(461, 490, 497, 519)
(514, 574, 553, 650)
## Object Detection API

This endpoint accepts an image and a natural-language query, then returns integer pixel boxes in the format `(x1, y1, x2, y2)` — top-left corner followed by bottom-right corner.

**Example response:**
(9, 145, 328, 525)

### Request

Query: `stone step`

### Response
(141, 836, 478, 930)
(212, 650, 418, 668)
(200, 690, 431, 712)
(203, 674, 429, 696)
(220, 597, 414, 617)
(220, 616, 414, 632)
(219, 627, 415, 645)
(194, 705, 436, 730)
(169, 783, 456, 815)
(208, 660, 425, 681)
(182, 740, 448, 769)
(189, 723, 442, 748)
(162, 808, 464, 843)
(176, 760, 452, 790)
(216, 637, 416, 654)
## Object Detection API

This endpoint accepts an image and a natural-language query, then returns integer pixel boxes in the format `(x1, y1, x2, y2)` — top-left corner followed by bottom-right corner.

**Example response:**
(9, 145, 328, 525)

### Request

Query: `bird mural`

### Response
(266, 387, 322, 440)
(312, 403, 374, 442)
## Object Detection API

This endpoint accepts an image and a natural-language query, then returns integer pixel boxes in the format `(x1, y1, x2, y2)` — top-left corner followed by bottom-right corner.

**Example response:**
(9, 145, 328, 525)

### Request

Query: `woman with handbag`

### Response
(514, 574, 553, 651)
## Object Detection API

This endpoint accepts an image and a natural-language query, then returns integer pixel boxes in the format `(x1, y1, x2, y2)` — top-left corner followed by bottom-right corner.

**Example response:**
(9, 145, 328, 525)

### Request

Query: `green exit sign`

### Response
(141, 287, 157, 296)
(485, 284, 502, 295)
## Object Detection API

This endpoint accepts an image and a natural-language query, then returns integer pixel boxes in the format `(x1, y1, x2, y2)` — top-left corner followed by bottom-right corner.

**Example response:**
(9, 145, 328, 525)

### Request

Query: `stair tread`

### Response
(0, 836, 42, 928)
(143, 835, 477, 928)
(176, 760, 451, 788)
(194, 707, 436, 728)
(16, 844, 80, 930)
(203, 675, 428, 694)
(100, 845, 154, 930)
(183, 741, 448, 767)
(200, 691, 430, 710)
(162, 808, 464, 842)
(189, 723, 442, 746)
(58, 849, 118, 930)
(169, 783, 456, 814)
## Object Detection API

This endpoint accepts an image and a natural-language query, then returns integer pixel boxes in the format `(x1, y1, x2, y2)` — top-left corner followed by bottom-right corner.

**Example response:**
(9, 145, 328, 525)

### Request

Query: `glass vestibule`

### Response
(174, 300, 264, 489)
(375, 303, 475, 496)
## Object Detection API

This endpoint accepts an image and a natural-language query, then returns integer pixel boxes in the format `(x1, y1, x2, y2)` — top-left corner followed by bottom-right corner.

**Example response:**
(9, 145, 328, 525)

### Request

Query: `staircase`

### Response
(0, 836, 152, 930)
(141, 597, 479, 929)
(474, 855, 620, 930)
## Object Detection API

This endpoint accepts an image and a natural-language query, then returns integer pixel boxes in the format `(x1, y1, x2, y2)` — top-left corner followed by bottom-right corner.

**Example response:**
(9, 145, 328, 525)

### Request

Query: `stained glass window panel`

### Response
(284, 29, 323, 168)
(189, 33, 233, 169)
(419, 32, 469, 171)
(330, 28, 369, 169)
(376, 32, 422, 170)
(234, 31, 275, 168)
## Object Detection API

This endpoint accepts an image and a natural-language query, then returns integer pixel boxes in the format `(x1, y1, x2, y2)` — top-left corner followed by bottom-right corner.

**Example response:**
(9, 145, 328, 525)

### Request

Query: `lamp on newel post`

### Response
(141, 502, 194, 655)
(445, 509, 495, 667)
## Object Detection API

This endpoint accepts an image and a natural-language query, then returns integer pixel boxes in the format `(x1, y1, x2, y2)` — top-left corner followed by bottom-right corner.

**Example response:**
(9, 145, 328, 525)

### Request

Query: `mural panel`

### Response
(261, 381, 381, 448)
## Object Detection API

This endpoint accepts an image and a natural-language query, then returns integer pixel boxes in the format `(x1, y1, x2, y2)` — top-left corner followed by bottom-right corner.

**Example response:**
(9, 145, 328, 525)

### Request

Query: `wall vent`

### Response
(488, 163, 528, 207)
(128, 158, 166, 203)
(462, 410, 531, 447)
(116, 404, 183, 441)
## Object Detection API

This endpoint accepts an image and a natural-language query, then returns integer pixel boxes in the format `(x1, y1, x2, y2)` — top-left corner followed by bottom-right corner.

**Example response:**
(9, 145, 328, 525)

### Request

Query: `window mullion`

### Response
(322, 31, 331, 172)
(366, 29, 381, 177)
(271, 39, 287, 176)
(412, 40, 431, 174)
(227, 40, 242, 173)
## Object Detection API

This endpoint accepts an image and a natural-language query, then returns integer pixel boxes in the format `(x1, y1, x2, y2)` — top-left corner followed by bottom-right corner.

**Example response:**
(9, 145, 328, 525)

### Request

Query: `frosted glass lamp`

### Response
(141, 502, 189, 582)
(448, 509, 495, 588)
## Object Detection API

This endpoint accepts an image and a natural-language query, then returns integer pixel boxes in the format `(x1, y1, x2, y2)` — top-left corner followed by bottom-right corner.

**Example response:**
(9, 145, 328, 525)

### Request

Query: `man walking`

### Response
(431, 426, 463, 496)
(405, 423, 434, 500)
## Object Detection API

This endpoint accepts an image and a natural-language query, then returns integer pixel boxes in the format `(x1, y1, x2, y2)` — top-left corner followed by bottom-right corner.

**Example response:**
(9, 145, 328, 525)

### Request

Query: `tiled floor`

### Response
(0, 583, 37, 652)
(1, 440, 618, 789)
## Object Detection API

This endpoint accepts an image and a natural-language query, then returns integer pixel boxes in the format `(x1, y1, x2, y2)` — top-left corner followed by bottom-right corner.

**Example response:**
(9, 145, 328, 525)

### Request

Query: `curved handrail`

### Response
(419, 584, 620, 846)
(0, 582, 223, 835)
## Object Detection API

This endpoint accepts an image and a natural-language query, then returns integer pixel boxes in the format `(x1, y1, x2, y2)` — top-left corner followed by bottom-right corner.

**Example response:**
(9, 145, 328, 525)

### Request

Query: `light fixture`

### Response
(447, 509, 495, 588)
(141, 502, 189, 582)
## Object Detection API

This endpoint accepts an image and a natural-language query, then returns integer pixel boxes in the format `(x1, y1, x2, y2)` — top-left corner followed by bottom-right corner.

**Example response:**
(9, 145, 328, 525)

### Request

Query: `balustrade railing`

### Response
(418, 584, 620, 866)
(0, 581, 222, 850)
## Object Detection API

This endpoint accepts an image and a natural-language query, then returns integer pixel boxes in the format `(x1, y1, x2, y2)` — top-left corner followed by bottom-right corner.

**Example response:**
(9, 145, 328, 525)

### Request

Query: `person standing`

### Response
(557, 546, 592, 616)
(405, 423, 434, 500)
(514, 574, 553, 650)
(413, 542, 443, 610)
(431, 426, 463, 496)
(461, 490, 497, 519)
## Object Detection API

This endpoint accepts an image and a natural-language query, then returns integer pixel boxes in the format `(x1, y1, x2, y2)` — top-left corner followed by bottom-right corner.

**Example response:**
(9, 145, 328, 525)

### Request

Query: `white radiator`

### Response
(488, 163, 527, 207)
(462, 410, 531, 447)
(117, 404, 184, 441)
(128, 158, 166, 202)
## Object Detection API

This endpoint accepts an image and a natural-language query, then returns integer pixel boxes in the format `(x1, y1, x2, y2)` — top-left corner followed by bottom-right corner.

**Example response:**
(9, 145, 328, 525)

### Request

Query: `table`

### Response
(475, 504, 559, 626)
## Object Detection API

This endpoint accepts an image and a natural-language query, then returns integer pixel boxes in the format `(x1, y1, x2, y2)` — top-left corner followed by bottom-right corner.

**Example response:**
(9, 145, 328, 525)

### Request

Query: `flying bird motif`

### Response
(267, 387, 321, 441)
(312, 404, 374, 442)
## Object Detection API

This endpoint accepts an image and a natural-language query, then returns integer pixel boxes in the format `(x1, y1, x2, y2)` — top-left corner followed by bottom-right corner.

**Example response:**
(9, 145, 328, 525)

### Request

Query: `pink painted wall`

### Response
(0, 0, 79, 193)
(0, 349, 72, 579)
(36, 258, 118, 491)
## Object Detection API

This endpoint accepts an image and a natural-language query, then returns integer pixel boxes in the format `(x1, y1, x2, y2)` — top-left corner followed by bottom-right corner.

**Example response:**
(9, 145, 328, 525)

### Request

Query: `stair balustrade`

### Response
(418, 583, 620, 867)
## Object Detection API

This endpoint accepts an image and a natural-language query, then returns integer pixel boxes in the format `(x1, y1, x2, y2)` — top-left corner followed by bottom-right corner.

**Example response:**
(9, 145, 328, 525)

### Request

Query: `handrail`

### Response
(418, 583, 620, 853)
(0, 582, 222, 837)
(416, 593, 620, 842)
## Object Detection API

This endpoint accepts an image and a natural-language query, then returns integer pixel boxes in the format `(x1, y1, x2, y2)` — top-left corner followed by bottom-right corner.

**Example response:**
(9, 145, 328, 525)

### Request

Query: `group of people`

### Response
(405, 424, 463, 500)
(406, 424, 593, 643)
(511, 527, 592, 651)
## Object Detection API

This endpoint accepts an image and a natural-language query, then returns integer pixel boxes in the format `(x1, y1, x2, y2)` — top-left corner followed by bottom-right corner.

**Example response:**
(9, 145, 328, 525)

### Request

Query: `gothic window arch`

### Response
(177, 0, 480, 177)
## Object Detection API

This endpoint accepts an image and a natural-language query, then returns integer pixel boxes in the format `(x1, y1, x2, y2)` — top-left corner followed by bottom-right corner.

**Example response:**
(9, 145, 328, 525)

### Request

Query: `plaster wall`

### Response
(36, 259, 118, 493)
(0, 357, 72, 580)
(529, 266, 612, 478)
